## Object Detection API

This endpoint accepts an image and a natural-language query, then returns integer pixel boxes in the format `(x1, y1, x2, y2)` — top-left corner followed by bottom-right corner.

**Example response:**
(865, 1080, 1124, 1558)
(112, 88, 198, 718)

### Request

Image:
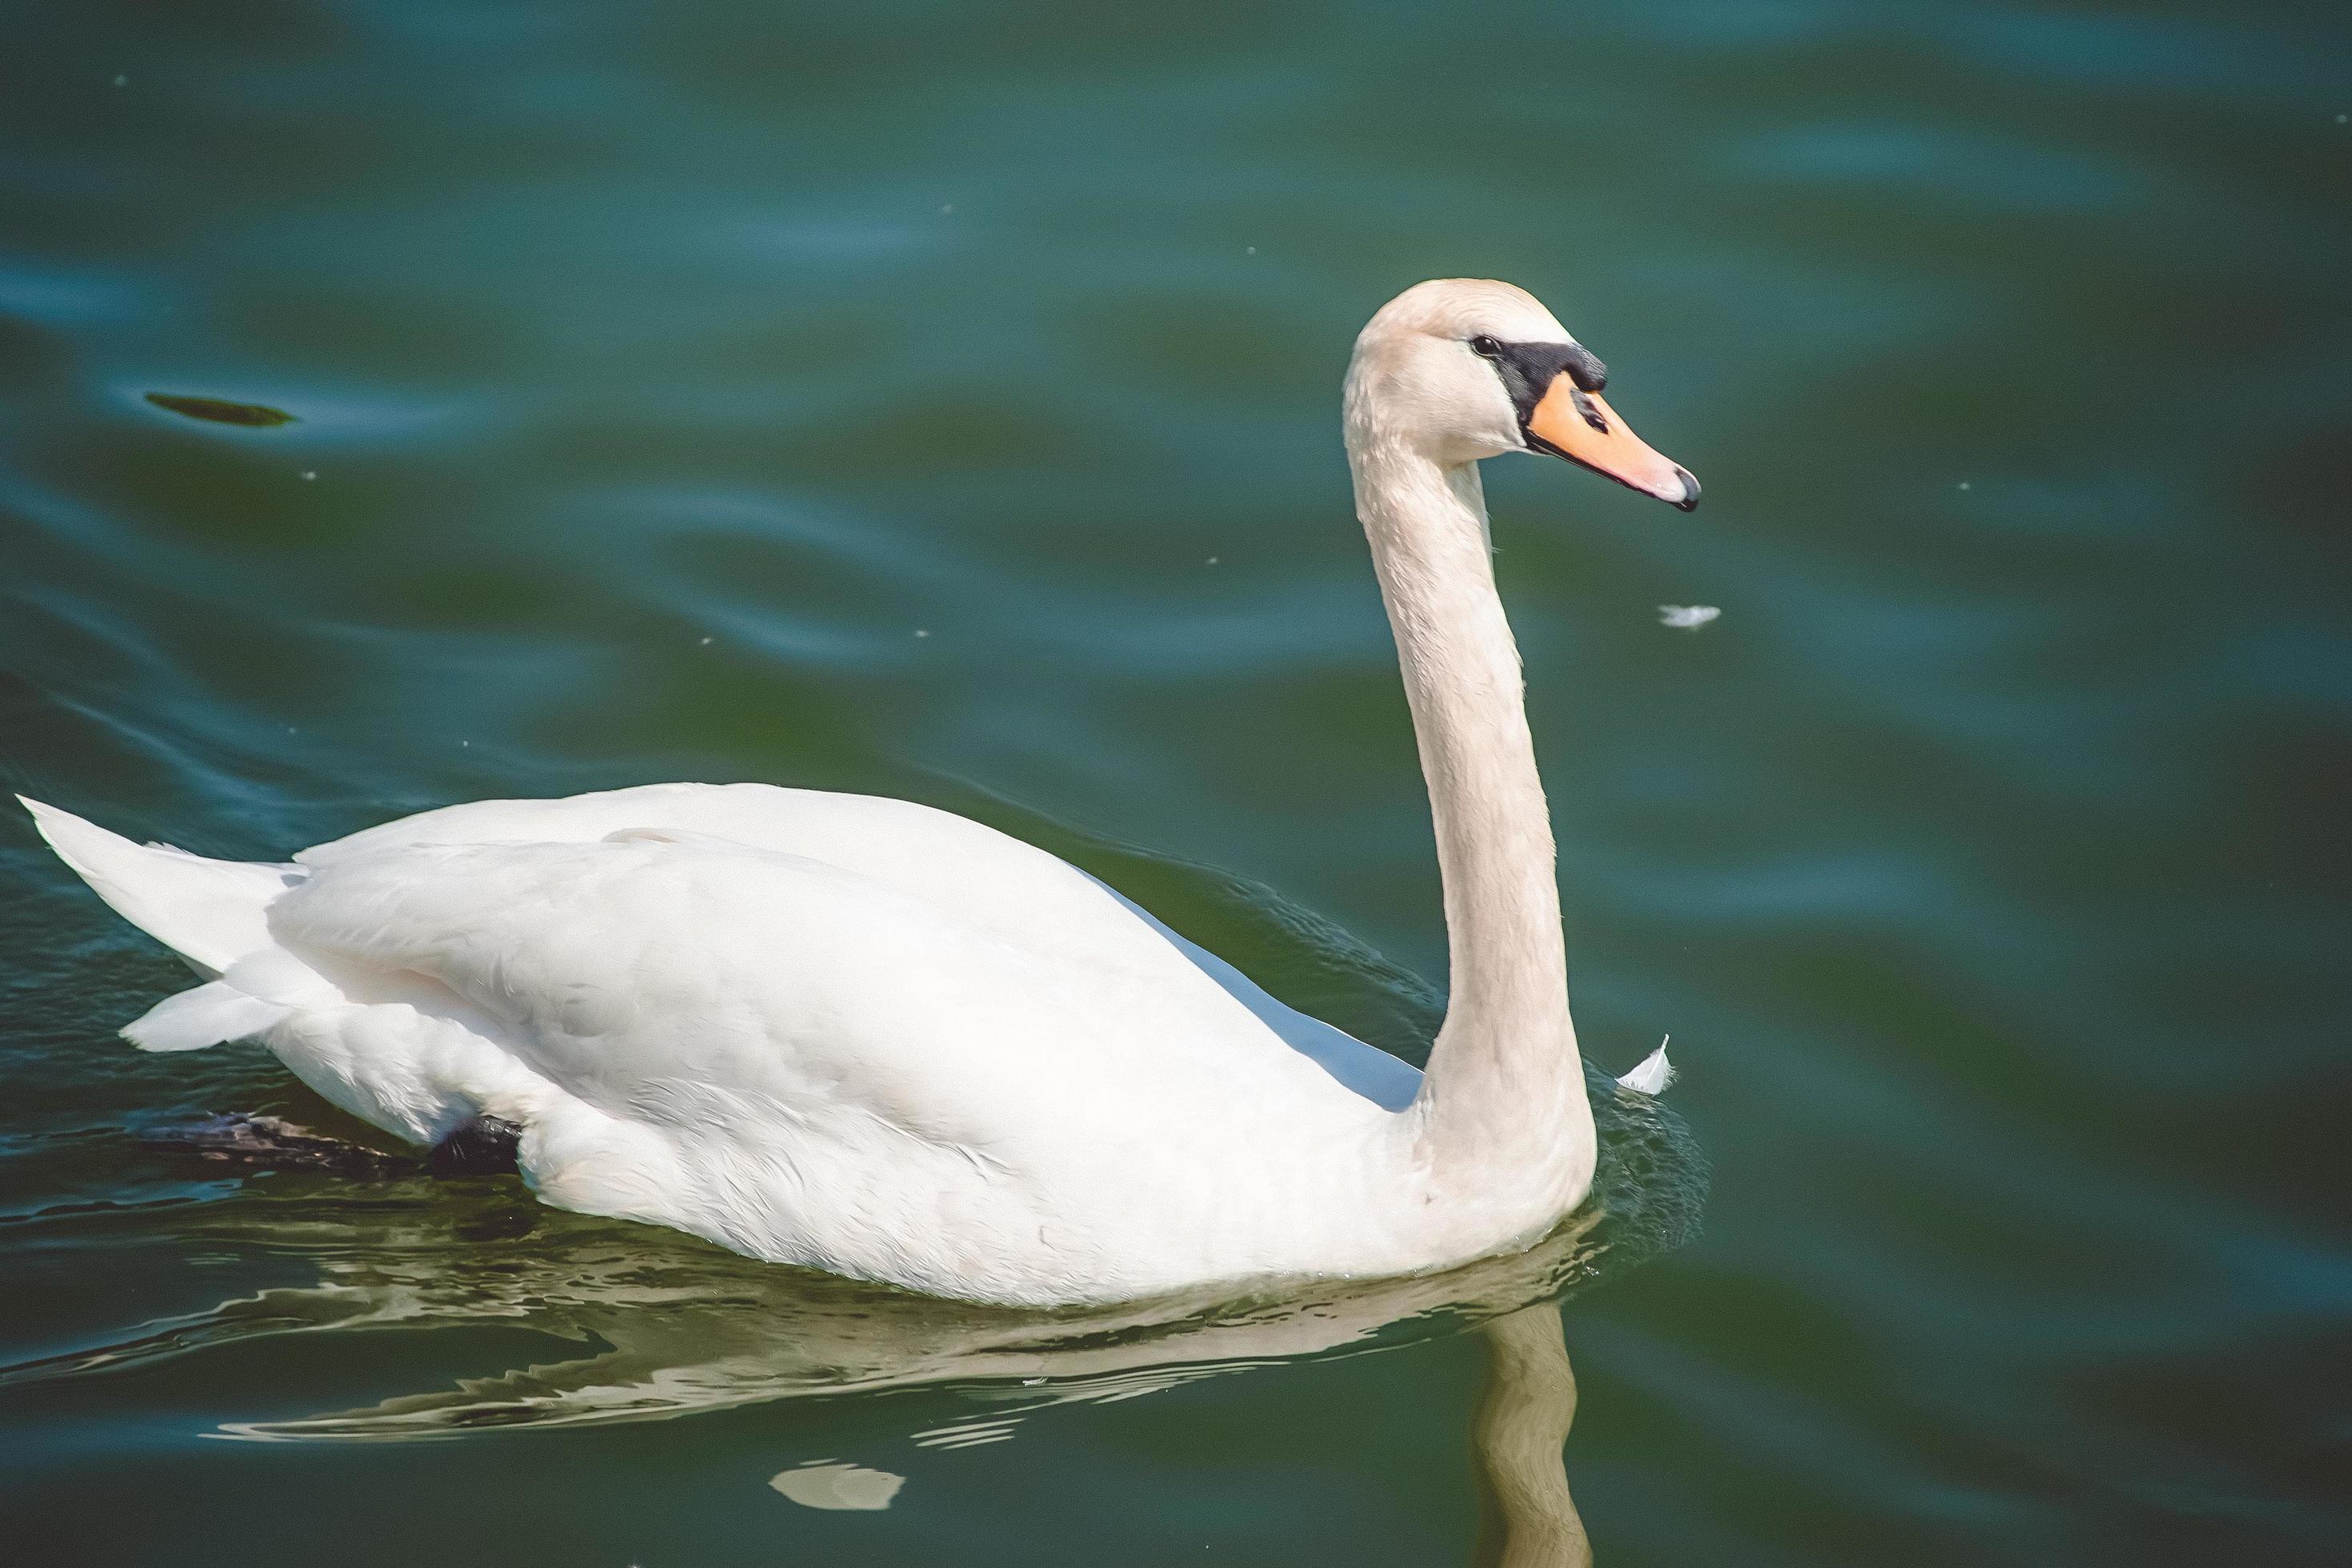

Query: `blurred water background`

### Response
(2, 2, 2347, 1563)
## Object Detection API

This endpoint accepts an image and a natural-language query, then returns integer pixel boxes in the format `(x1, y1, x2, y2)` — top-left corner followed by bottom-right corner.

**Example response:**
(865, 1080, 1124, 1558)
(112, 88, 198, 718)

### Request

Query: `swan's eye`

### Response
(1469, 335, 1502, 358)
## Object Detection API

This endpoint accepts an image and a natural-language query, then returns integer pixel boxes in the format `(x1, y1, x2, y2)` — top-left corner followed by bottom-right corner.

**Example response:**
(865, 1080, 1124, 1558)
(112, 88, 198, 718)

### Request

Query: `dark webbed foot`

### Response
(142, 1112, 524, 1180)
(142, 1114, 418, 1178)
(426, 1114, 522, 1176)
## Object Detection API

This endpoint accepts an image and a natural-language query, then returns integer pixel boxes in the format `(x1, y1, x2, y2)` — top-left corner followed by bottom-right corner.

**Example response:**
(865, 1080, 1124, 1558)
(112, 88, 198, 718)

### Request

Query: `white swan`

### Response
(22, 278, 1698, 1307)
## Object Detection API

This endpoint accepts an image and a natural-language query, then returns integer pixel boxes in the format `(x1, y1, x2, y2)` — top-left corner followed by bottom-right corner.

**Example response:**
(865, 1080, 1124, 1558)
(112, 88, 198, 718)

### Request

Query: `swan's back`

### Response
(292, 784, 1404, 1123)
(307, 783, 1429, 1105)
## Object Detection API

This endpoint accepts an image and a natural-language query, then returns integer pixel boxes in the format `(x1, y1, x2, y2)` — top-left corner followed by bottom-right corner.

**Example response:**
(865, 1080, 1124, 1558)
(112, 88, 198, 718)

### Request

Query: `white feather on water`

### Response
(1616, 1036, 1675, 1095)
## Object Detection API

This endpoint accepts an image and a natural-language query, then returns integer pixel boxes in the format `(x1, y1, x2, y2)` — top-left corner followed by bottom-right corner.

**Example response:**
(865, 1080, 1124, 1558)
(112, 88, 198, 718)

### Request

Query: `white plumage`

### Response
(25, 279, 1694, 1306)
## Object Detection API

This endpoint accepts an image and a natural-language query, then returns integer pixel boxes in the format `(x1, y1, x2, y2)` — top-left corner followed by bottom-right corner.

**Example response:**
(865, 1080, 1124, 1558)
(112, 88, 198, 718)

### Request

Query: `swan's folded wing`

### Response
(290, 782, 1423, 1111)
(266, 833, 1366, 1149)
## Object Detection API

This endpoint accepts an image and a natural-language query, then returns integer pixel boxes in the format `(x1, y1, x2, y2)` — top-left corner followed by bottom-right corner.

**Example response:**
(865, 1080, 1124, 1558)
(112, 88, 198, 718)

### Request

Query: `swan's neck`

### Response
(1348, 437, 1594, 1199)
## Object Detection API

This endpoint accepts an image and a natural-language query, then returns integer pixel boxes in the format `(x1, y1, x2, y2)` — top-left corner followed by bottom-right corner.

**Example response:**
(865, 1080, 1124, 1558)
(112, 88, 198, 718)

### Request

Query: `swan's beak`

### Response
(1526, 378, 1700, 511)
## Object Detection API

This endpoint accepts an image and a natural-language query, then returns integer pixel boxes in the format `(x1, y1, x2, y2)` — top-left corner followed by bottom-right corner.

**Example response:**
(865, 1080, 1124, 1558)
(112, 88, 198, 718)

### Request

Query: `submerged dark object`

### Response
(142, 1111, 522, 1179)
(142, 1113, 416, 1178)
(143, 392, 298, 427)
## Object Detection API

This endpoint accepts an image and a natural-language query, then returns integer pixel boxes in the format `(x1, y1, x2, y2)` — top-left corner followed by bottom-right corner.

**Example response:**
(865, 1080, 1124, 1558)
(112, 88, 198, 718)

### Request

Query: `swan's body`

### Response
(24, 279, 1697, 1306)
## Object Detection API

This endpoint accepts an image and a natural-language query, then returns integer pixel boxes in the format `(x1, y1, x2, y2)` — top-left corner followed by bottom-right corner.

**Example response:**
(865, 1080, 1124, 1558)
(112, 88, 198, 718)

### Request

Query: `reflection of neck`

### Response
(1347, 435, 1594, 1196)
(1470, 1305, 1590, 1568)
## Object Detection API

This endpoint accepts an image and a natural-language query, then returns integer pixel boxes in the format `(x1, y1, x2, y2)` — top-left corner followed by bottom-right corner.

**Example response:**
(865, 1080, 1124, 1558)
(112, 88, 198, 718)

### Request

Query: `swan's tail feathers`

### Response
(122, 980, 294, 1052)
(1615, 1036, 1676, 1096)
(18, 795, 302, 978)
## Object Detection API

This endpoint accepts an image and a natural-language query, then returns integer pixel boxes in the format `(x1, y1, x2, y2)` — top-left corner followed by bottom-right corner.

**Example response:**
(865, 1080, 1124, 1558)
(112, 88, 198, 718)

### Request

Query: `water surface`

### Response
(3, 2, 2348, 1563)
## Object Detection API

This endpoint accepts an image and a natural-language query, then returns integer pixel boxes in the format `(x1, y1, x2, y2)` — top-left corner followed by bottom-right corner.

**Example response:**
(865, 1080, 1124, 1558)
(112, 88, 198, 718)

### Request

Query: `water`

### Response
(3, 2, 2346, 1562)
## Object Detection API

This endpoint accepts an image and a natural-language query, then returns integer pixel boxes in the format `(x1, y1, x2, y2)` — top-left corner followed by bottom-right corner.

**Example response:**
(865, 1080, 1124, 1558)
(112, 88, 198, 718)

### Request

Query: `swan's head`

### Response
(1345, 278, 1698, 510)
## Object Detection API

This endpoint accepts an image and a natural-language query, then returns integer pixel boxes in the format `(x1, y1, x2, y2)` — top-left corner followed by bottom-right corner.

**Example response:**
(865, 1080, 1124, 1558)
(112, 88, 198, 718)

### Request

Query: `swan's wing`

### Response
(274, 832, 1354, 1126)
(291, 785, 1213, 999)
(297, 782, 1422, 1107)
(1089, 879, 1422, 1110)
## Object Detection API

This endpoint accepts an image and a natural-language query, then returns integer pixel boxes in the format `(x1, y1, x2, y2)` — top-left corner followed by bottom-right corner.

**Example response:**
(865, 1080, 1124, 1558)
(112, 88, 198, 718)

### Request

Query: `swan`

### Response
(21, 278, 1698, 1308)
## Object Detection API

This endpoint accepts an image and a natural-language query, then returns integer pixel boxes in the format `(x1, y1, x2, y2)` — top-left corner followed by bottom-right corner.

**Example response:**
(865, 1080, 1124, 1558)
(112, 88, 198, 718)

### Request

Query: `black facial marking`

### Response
(1473, 336, 1694, 508)
(1474, 339, 1610, 438)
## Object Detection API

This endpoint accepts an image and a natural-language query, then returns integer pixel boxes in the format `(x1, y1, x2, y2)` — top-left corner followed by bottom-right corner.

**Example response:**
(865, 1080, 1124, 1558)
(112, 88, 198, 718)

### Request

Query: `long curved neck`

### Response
(1347, 435, 1594, 1194)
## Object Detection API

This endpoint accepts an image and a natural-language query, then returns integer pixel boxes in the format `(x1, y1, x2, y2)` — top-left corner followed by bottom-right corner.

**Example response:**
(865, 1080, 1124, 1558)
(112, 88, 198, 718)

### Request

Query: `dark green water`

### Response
(4, 2, 2348, 1562)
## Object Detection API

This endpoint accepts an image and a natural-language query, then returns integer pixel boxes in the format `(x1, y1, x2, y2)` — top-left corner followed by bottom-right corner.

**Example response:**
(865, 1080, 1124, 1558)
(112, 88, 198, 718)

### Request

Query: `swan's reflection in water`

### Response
(1472, 1306, 1590, 1568)
(762, 1302, 1594, 1566)
(755, 1308, 1594, 1563)
(9, 1179, 1625, 1561)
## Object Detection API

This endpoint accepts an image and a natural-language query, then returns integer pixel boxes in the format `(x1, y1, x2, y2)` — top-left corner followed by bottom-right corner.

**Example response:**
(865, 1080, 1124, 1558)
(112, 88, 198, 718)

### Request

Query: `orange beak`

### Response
(1526, 378, 1699, 510)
